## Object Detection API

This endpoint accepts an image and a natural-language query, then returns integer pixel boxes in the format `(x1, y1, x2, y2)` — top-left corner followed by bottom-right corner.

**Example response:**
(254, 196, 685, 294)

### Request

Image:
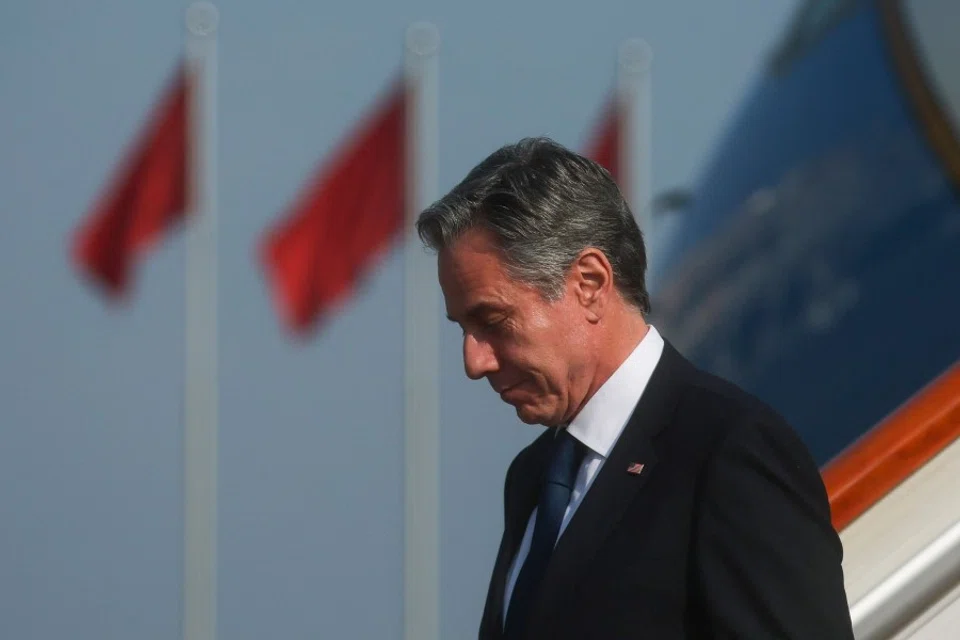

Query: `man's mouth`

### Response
(493, 381, 518, 396)
(496, 382, 526, 402)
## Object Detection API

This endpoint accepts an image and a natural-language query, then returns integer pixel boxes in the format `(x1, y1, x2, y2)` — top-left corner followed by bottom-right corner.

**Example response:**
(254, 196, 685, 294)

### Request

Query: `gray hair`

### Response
(415, 137, 651, 313)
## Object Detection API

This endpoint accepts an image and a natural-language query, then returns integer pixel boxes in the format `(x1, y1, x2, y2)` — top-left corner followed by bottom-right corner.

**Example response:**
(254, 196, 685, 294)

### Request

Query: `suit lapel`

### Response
(480, 431, 552, 637)
(522, 342, 688, 636)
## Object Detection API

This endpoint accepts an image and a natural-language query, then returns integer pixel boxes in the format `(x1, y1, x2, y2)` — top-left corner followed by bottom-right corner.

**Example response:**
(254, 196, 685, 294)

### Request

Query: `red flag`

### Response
(585, 96, 621, 184)
(260, 78, 407, 335)
(71, 62, 192, 298)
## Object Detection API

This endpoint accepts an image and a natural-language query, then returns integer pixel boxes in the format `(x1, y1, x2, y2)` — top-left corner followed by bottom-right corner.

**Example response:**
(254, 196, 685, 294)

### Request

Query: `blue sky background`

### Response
(1, 1, 795, 637)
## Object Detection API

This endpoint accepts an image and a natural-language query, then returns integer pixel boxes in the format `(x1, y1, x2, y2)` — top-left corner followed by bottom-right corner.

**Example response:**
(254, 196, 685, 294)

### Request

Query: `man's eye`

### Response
(485, 317, 507, 331)
(460, 317, 506, 337)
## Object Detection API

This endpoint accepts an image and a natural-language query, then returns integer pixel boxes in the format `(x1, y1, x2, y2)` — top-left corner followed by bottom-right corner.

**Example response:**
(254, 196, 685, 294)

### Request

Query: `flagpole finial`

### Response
(186, 1, 219, 37)
(618, 38, 652, 75)
(405, 21, 440, 57)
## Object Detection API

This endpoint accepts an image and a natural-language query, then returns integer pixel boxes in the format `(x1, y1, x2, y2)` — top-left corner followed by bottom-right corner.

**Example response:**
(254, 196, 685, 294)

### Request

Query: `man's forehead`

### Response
(438, 230, 524, 320)
(438, 236, 507, 291)
(439, 231, 501, 268)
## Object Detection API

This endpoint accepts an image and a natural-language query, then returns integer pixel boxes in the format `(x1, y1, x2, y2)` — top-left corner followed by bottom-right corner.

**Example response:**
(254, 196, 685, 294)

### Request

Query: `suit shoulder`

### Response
(665, 353, 828, 513)
(670, 357, 802, 457)
(683, 365, 782, 422)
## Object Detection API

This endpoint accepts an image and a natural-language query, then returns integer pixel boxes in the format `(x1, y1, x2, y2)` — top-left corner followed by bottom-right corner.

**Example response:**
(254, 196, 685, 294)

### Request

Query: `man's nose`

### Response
(463, 333, 498, 380)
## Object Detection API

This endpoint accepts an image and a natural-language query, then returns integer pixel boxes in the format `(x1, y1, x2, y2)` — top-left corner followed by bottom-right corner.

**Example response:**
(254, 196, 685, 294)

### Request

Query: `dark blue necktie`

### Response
(504, 429, 585, 638)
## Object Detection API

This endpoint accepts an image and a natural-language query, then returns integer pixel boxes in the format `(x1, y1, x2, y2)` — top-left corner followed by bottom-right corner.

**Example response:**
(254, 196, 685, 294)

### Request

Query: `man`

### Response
(416, 137, 854, 639)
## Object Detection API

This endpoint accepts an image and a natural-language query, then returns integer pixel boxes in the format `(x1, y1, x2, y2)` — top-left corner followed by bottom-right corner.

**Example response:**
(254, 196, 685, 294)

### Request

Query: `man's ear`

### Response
(570, 248, 614, 322)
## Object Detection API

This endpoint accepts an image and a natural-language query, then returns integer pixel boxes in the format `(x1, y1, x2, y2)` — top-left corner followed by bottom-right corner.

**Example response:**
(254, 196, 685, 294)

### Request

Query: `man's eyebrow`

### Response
(446, 303, 504, 323)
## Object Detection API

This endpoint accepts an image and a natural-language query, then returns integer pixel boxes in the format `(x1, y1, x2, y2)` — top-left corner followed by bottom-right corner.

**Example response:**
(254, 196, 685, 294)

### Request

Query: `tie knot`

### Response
(545, 430, 585, 491)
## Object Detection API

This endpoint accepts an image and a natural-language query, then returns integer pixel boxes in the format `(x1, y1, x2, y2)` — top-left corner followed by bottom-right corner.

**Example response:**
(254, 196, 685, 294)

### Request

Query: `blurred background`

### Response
(3, 0, 960, 638)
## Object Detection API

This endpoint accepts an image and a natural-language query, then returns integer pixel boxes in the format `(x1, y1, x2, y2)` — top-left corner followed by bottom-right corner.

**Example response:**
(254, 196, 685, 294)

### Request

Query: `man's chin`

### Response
(513, 403, 560, 427)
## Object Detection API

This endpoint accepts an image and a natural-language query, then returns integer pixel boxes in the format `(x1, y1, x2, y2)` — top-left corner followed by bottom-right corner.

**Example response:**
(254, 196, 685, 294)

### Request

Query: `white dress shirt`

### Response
(502, 324, 665, 623)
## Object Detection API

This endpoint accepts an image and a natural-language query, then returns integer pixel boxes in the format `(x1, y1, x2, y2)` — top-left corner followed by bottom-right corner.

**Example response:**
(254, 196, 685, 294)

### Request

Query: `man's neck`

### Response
(594, 314, 650, 390)
(567, 310, 649, 423)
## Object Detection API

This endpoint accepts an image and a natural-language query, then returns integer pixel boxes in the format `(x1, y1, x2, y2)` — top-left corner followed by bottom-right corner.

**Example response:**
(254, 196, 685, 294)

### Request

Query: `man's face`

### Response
(438, 228, 591, 426)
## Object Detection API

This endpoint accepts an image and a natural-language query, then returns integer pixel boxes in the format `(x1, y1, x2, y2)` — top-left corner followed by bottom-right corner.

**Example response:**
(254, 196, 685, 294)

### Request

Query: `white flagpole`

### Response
(617, 38, 653, 256)
(403, 21, 441, 640)
(184, 3, 219, 639)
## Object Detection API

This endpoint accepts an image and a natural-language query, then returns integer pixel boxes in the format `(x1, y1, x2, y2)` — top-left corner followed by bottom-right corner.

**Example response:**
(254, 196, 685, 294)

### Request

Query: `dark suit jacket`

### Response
(479, 340, 854, 639)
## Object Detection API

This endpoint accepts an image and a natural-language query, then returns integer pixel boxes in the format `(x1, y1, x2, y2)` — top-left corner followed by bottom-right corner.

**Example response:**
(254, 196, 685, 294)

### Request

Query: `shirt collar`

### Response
(565, 325, 665, 459)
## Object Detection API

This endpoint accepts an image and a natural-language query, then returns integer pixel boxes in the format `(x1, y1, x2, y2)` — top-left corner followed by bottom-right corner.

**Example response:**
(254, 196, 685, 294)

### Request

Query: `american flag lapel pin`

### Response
(626, 462, 645, 475)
